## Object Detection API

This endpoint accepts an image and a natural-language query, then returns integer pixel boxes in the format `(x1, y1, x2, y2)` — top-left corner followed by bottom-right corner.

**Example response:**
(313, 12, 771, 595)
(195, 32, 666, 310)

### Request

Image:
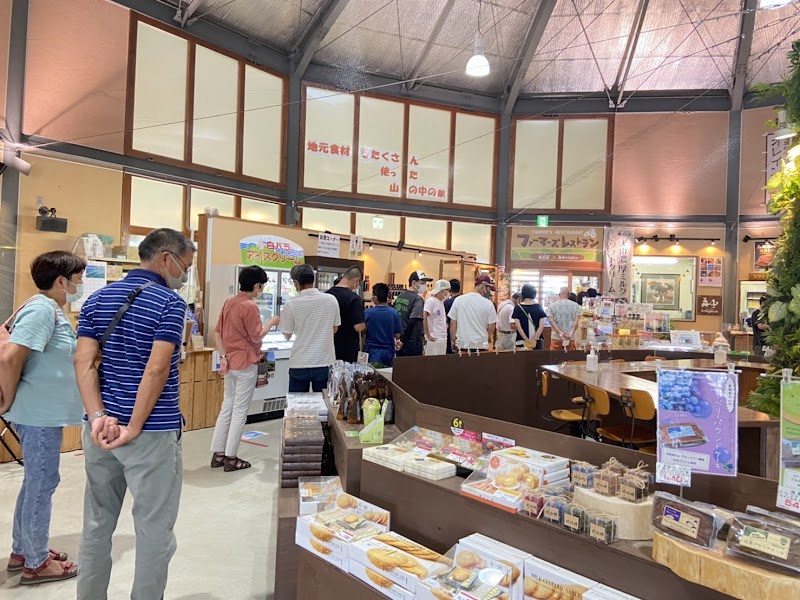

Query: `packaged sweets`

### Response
(726, 512, 800, 573)
(562, 503, 590, 534)
(588, 513, 617, 545)
(541, 496, 568, 525)
(619, 474, 649, 504)
(593, 469, 620, 497)
(571, 462, 597, 489)
(651, 492, 724, 549)
(601, 458, 628, 475)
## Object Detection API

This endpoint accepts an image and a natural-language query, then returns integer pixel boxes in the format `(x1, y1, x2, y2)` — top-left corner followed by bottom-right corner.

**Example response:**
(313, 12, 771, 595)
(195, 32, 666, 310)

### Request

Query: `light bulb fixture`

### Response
(653, 235, 660, 242)
(674, 240, 680, 246)
(418, 249, 423, 256)
(775, 109, 796, 141)
(743, 235, 752, 243)
(368, 242, 374, 250)
(466, 33, 490, 77)
(710, 240, 716, 246)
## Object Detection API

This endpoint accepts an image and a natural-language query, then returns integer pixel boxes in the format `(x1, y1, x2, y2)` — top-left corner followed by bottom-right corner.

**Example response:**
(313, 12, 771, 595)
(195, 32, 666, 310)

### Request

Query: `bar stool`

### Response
(540, 371, 590, 438)
(597, 388, 657, 449)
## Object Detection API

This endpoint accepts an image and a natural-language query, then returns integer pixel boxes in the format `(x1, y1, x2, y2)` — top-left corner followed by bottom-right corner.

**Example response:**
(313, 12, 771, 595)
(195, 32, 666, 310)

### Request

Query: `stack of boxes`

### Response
(363, 444, 457, 481)
(280, 412, 324, 488)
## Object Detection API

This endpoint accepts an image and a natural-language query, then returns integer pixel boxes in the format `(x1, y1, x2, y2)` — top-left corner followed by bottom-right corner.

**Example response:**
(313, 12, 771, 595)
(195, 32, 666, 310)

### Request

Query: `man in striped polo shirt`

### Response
(73, 228, 195, 600)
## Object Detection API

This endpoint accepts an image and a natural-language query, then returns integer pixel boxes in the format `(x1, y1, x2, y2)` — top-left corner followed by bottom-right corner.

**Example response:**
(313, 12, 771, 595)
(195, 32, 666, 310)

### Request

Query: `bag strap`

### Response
(99, 281, 156, 348)
(3, 297, 59, 332)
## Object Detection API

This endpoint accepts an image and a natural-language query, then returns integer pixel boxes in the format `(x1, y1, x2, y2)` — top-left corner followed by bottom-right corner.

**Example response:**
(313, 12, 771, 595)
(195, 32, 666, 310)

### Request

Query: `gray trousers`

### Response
(78, 425, 183, 600)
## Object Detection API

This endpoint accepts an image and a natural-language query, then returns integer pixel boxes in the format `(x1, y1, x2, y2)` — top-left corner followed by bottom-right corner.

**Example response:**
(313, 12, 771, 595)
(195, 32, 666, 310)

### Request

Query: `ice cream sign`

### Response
(239, 235, 304, 269)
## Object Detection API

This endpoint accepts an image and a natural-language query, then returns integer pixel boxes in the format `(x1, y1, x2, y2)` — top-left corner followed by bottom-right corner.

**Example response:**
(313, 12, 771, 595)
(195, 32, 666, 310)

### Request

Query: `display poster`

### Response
(509, 226, 604, 269)
(240, 235, 304, 269)
(625, 303, 653, 320)
(753, 241, 776, 272)
(71, 260, 107, 312)
(316, 232, 340, 258)
(603, 227, 634, 299)
(349, 234, 364, 258)
(657, 368, 739, 477)
(698, 295, 722, 316)
(778, 380, 800, 514)
(766, 132, 792, 206)
(699, 256, 723, 287)
(643, 312, 670, 333)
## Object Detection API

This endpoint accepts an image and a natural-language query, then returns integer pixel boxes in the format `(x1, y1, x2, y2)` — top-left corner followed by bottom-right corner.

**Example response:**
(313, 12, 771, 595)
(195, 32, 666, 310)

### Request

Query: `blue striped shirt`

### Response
(77, 269, 186, 431)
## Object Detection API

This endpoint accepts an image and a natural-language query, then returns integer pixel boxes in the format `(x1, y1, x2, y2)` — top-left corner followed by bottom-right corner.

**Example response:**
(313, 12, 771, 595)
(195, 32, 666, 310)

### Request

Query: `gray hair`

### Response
(138, 228, 195, 261)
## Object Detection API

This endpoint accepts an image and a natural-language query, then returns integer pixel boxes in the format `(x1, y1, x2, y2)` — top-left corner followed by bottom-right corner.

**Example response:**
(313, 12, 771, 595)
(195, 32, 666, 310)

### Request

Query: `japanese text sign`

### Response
(510, 227, 604, 269)
(603, 227, 634, 300)
(240, 235, 305, 269)
(698, 295, 722, 316)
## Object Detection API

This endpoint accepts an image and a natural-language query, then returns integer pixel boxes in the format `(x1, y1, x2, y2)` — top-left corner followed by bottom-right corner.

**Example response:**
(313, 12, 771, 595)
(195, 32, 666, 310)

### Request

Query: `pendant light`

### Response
(775, 109, 796, 141)
(466, 0, 490, 77)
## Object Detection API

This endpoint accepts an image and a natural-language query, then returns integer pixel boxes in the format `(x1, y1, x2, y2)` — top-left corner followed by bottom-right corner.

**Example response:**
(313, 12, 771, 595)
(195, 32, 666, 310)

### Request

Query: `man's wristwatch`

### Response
(88, 410, 108, 423)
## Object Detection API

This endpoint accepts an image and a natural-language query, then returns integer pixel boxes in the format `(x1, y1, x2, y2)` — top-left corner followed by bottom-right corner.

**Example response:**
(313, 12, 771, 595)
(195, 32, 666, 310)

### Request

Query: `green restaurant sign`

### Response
(509, 226, 604, 269)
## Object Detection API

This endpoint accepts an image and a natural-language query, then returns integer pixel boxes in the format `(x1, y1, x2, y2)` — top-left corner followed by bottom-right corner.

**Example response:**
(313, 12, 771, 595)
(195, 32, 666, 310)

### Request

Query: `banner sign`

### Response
(778, 380, 800, 515)
(316, 233, 340, 258)
(699, 256, 723, 287)
(766, 132, 791, 206)
(509, 227, 604, 269)
(657, 368, 738, 477)
(349, 234, 364, 258)
(698, 295, 722, 316)
(603, 227, 634, 300)
(240, 235, 304, 269)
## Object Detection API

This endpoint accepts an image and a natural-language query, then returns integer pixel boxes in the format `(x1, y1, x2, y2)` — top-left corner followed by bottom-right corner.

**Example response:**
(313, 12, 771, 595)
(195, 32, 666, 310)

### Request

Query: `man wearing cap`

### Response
(448, 275, 498, 352)
(423, 279, 451, 356)
(394, 271, 432, 357)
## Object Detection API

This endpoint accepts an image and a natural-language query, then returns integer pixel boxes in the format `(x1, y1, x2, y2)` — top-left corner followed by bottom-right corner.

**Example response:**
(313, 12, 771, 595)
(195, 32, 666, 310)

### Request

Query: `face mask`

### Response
(65, 279, 84, 304)
(482, 288, 493, 299)
(165, 253, 189, 290)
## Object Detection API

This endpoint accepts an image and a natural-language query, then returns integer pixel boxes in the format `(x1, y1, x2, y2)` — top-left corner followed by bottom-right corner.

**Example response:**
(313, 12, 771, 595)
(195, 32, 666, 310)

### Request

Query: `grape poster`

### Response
(657, 368, 739, 477)
(778, 381, 800, 514)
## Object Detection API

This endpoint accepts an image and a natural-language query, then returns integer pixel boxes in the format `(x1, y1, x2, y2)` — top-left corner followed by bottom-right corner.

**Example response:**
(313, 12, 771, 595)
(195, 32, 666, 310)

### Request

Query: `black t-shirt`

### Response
(394, 290, 424, 344)
(751, 308, 763, 346)
(513, 303, 547, 349)
(326, 286, 365, 363)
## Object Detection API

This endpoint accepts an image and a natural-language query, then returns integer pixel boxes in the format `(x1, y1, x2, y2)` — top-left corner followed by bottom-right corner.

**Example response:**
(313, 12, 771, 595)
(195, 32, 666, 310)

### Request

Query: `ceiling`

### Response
(165, 0, 800, 98)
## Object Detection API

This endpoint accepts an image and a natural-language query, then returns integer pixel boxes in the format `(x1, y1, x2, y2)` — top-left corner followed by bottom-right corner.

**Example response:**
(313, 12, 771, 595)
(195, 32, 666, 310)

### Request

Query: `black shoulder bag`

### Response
(99, 281, 156, 349)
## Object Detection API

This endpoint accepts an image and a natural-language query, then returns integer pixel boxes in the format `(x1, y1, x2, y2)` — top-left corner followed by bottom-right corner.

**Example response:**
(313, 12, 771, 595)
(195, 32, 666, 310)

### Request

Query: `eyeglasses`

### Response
(165, 250, 190, 271)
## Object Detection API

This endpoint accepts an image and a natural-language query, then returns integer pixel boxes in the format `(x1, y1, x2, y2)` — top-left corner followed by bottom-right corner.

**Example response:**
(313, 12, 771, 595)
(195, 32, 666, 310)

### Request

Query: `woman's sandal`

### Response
(210, 452, 225, 468)
(223, 456, 252, 472)
(7, 549, 68, 573)
(19, 556, 77, 585)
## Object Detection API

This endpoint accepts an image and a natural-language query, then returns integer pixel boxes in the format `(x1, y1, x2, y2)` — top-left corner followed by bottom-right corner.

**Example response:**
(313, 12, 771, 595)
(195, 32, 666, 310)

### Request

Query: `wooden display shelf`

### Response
(275, 488, 300, 600)
(296, 549, 383, 600)
(652, 531, 800, 600)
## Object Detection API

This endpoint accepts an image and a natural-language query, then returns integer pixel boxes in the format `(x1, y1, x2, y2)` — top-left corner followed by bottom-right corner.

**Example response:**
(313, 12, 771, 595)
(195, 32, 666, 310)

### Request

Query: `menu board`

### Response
(509, 226, 603, 269)
(406, 105, 450, 202)
(303, 86, 355, 192)
(357, 96, 404, 198)
(657, 368, 738, 477)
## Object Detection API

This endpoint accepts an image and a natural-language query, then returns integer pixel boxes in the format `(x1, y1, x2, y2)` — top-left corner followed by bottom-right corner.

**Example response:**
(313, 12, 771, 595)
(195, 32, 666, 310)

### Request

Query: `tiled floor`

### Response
(0, 420, 283, 599)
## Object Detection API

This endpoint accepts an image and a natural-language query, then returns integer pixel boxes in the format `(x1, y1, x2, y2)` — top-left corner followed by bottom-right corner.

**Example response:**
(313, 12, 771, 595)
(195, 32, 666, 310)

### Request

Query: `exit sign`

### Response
(536, 215, 549, 227)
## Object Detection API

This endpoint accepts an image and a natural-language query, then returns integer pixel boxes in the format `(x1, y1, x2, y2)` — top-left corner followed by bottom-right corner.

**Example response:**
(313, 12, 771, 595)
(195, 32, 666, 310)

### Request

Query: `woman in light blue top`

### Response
(0, 251, 85, 584)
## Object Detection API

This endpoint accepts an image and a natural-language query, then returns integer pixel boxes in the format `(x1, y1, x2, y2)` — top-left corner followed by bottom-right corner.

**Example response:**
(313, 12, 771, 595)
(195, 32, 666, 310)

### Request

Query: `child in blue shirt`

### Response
(364, 283, 403, 367)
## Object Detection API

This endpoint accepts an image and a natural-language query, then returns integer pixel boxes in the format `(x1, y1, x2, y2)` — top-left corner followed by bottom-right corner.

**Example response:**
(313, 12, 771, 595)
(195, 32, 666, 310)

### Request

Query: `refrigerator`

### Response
(740, 281, 767, 329)
(304, 256, 366, 296)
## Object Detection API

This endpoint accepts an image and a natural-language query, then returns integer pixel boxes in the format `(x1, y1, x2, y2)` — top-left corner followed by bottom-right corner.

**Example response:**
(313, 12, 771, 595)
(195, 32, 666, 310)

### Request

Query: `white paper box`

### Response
(349, 532, 443, 592)
(524, 556, 599, 599)
(348, 559, 415, 600)
(295, 532, 348, 571)
(459, 534, 531, 600)
(585, 584, 642, 600)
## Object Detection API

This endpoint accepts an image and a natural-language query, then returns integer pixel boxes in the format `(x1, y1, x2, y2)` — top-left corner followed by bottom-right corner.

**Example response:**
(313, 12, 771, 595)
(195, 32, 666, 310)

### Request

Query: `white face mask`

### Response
(165, 252, 189, 290)
(65, 279, 84, 304)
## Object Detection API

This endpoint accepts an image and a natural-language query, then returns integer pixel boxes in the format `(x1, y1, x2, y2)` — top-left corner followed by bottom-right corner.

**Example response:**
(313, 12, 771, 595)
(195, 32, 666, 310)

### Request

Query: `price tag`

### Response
(357, 351, 369, 365)
(777, 486, 800, 515)
(656, 462, 692, 487)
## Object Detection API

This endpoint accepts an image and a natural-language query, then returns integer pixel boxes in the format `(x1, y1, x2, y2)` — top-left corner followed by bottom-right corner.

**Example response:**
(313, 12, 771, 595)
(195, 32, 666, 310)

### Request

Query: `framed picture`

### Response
(640, 274, 681, 311)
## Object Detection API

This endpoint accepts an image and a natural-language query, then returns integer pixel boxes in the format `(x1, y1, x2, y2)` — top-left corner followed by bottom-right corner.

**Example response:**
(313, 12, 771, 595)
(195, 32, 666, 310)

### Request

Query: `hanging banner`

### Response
(778, 380, 800, 514)
(349, 234, 364, 258)
(657, 368, 739, 477)
(316, 233, 341, 258)
(699, 256, 723, 287)
(239, 235, 304, 269)
(766, 132, 792, 206)
(509, 226, 604, 269)
(754, 241, 776, 272)
(603, 227, 634, 300)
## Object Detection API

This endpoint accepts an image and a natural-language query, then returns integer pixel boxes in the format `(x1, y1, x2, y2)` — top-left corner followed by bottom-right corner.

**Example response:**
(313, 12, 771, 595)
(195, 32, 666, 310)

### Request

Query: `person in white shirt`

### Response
(423, 279, 450, 356)
(448, 275, 498, 352)
(280, 264, 340, 392)
(547, 286, 581, 351)
(495, 293, 517, 351)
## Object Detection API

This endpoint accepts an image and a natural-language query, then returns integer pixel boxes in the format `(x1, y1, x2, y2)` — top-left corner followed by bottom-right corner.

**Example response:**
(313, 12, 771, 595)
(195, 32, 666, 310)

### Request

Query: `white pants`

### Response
(210, 364, 258, 457)
(424, 340, 447, 356)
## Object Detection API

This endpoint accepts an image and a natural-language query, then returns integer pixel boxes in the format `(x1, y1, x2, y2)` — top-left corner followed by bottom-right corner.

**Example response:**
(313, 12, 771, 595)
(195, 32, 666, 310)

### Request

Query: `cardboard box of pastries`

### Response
(416, 542, 514, 600)
(295, 531, 348, 571)
(523, 556, 599, 600)
(348, 559, 415, 600)
(298, 476, 344, 515)
(349, 531, 445, 593)
(459, 534, 531, 600)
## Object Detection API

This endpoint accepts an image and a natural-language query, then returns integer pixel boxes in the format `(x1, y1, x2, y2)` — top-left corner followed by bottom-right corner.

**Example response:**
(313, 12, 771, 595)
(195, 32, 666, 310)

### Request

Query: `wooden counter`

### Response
(0, 350, 224, 463)
(274, 488, 300, 600)
(296, 550, 383, 600)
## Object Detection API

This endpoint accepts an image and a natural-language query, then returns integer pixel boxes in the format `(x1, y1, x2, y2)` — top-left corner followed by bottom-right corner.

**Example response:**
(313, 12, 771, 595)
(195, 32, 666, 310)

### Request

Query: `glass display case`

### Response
(740, 281, 767, 328)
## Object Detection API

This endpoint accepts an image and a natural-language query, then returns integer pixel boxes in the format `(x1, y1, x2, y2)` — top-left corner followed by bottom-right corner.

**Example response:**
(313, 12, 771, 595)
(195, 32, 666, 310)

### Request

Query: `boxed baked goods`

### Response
(348, 559, 415, 600)
(584, 584, 641, 599)
(363, 444, 415, 472)
(392, 426, 453, 457)
(573, 487, 653, 541)
(417, 543, 514, 600)
(404, 456, 457, 481)
(725, 511, 800, 573)
(651, 492, 724, 549)
(491, 447, 570, 476)
(429, 437, 488, 471)
(523, 556, 599, 600)
(295, 494, 391, 568)
(459, 534, 531, 600)
(295, 528, 349, 571)
(349, 532, 445, 593)
(298, 477, 343, 515)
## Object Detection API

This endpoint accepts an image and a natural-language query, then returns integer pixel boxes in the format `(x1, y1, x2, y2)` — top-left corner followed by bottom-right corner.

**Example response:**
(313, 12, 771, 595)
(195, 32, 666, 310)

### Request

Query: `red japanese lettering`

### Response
(409, 185, 418, 195)
(410, 156, 419, 166)
(391, 152, 400, 163)
(361, 147, 371, 160)
(389, 183, 400, 194)
(341, 145, 350, 157)
(437, 189, 445, 198)
(307, 141, 318, 152)
(409, 170, 418, 180)
(319, 142, 330, 154)
(371, 149, 380, 160)
(381, 152, 389, 161)
(427, 187, 436, 196)
(380, 166, 391, 177)
(331, 144, 340, 155)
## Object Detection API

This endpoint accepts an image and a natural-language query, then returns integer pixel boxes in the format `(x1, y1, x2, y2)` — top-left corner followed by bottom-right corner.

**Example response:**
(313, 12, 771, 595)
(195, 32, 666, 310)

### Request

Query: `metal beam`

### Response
(730, 0, 758, 111)
(724, 110, 743, 325)
(514, 90, 731, 114)
(506, 213, 729, 225)
(292, 0, 350, 78)
(109, 0, 289, 72)
(300, 195, 495, 222)
(285, 75, 302, 225)
(495, 113, 512, 264)
(610, 0, 649, 108)
(174, 0, 204, 28)
(404, 0, 456, 92)
(1, 0, 29, 321)
(502, 0, 557, 115)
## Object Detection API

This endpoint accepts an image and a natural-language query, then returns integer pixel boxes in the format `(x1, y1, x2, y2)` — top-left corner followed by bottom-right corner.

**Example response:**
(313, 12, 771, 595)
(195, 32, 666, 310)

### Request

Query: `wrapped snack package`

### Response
(726, 512, 800, 573)
(571, 461, 597, 489)
(651, 492, 724, 549)
(588, 513, 618, 545)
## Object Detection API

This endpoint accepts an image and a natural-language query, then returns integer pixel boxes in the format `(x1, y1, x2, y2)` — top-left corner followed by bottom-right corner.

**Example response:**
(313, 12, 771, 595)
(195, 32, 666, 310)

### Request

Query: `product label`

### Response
(594, 479, 610, 495)
(563, 514, 581, 531)
(791, 442, 800, 457)
(573, 471, 590, 487)
(740, 526, 792, 560)
(494, 488, 523, 504)
(667, 425, 696, 440)
(523, 499, 539, 515)
(661, 506, 700, 539)
(544, 506, 561, 522)
(589, 523, 608, 543)
(620, 484, 638, 503)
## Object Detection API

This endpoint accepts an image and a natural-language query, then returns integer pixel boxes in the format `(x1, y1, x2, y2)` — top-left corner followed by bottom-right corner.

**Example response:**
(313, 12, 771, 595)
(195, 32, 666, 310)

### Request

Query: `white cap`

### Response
(433, 279, 451, 293)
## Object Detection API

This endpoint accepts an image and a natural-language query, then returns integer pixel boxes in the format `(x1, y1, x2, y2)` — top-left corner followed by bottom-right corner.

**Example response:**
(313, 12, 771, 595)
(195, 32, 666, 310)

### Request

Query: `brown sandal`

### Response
(223, 456, 251, 472)
(210, 452, 225, 468)
(19, 556, 77, 585)
(7, 549, 68, 573)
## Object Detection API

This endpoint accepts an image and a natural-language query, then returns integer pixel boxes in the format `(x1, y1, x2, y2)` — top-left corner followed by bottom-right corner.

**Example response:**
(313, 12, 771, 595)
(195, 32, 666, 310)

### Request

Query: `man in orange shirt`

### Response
(211, 266, 279, 472)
